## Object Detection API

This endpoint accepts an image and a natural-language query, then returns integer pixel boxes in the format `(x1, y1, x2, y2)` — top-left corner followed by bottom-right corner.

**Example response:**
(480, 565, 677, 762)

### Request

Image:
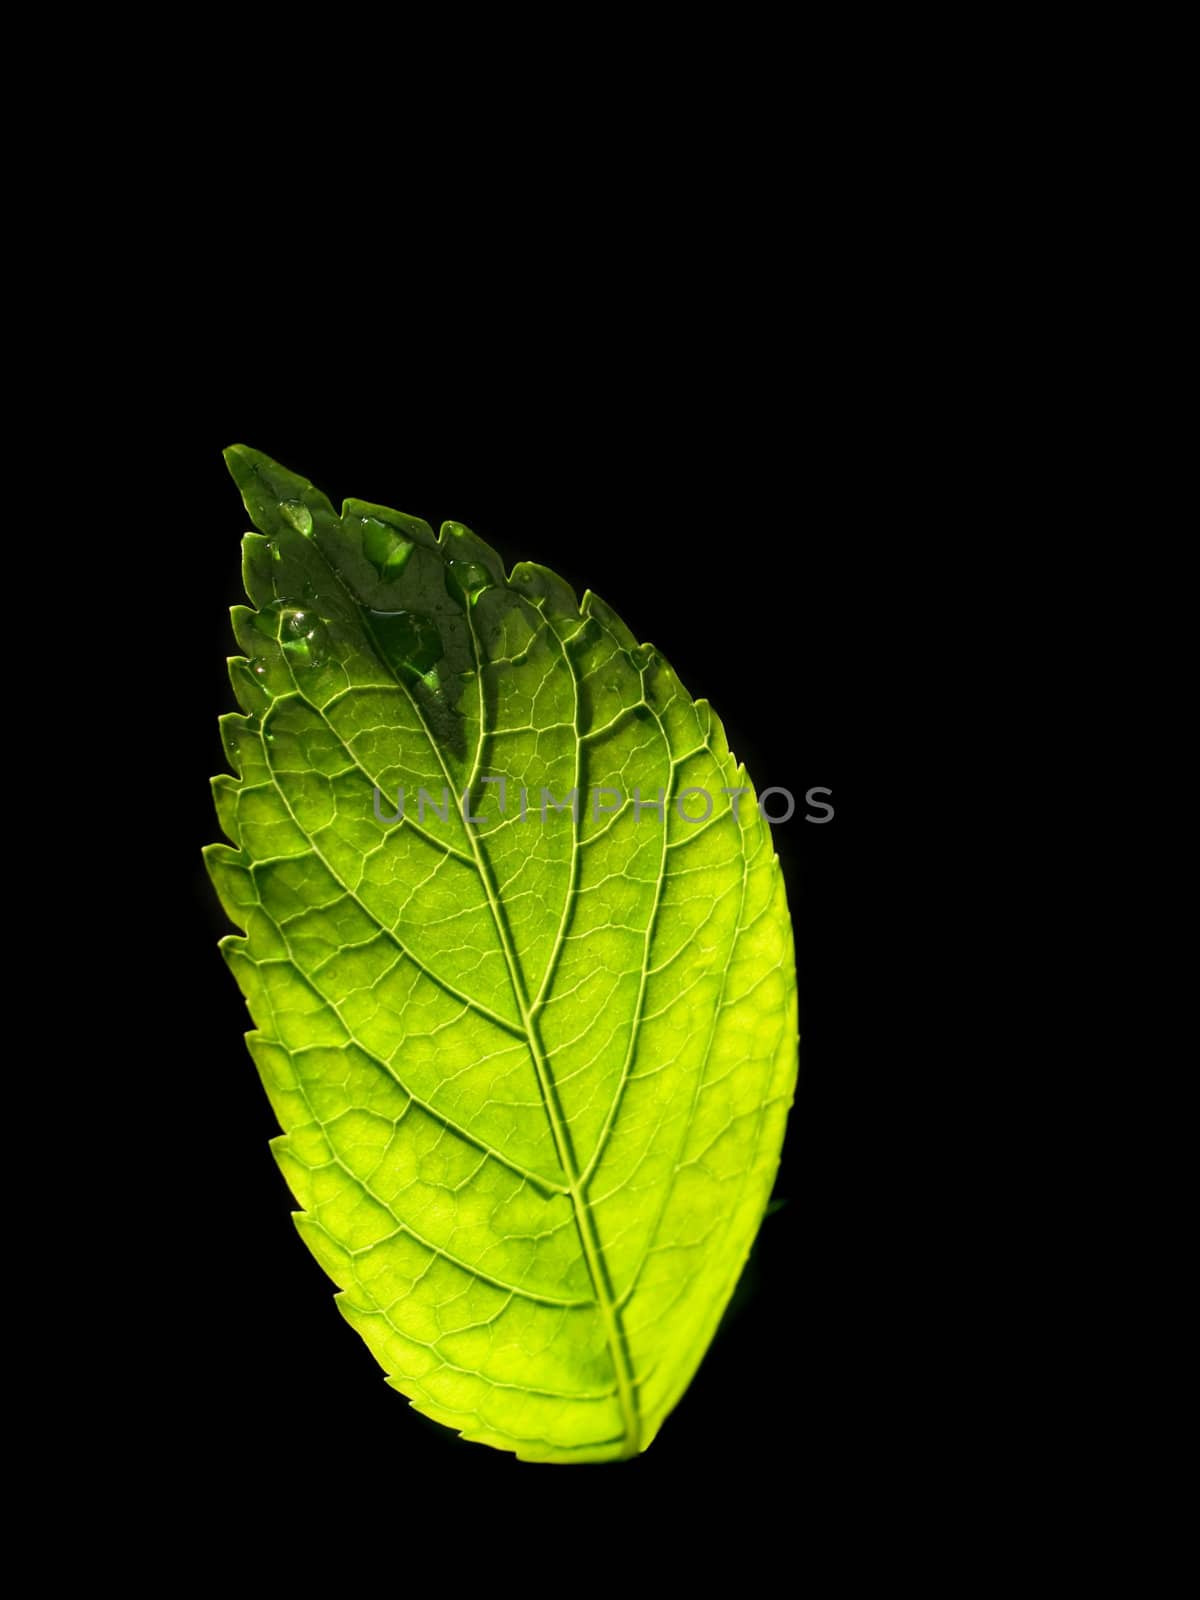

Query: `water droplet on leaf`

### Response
(446, 559, 493, 607)
(278, 606, 330, 668)
(368, 609, 444, 679)
(279, 500, 313, 536)
(361, 517, 414, 581)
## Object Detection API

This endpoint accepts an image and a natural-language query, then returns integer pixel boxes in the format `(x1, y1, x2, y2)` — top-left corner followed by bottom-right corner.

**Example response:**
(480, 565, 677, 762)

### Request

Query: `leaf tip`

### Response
(222, 442, 262, 489)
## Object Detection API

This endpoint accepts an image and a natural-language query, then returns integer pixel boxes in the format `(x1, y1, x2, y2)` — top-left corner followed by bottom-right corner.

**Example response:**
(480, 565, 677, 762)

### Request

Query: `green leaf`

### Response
(205, 446, 798, 1463)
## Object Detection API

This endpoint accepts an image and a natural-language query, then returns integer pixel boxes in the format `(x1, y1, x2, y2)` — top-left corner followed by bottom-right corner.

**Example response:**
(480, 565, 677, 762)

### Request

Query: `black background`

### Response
(135, 374, 915, 1530)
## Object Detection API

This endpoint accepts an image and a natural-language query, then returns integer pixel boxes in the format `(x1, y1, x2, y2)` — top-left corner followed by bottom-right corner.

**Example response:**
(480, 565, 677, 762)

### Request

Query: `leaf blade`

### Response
(208, 447, 798, 1461)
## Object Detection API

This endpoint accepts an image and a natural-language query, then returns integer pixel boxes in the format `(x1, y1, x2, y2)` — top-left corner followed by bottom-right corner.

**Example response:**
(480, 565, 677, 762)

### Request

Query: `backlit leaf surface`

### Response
(206, 447, 798, 1462)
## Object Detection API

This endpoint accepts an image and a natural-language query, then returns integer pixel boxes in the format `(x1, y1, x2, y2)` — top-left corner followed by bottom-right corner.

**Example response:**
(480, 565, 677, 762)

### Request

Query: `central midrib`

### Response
(357, 546, 642, 1455)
